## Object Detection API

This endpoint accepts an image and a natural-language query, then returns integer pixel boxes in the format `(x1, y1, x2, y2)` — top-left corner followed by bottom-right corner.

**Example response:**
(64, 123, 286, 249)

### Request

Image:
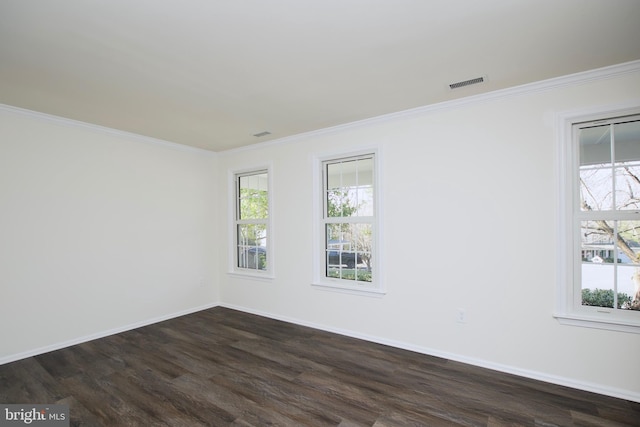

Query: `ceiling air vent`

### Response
(253, 131, 271, 137)
(449, 76, 485, 90)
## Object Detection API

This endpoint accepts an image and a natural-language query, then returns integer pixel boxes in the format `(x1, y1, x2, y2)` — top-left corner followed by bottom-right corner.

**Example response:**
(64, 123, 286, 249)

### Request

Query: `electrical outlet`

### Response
(457, 308, 466, 323)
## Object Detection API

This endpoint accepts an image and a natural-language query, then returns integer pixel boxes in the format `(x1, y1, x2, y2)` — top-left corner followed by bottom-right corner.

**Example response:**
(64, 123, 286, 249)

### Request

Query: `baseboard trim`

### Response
(0, 302, 220, 366)
(219, 303, 640, 404)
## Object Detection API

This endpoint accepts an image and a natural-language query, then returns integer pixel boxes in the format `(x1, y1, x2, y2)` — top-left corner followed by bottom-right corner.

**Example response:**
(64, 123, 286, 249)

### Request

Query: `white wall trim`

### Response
(219, 303, 640, 404)
(220, 60, 640, 156)
(0, 103, 217, 156)
(0, 302, 219, 366)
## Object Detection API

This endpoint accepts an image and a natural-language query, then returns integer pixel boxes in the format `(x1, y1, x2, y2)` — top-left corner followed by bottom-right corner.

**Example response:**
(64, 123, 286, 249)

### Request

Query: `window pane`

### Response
(581, 219, 615, 308)
(327, 187, 372, 217)
(579, 125, 612, 212)
(237, 224, 267, 270)
(581, 220, 640, 310)
(326, 223, 352, 253)
(579, 120, 640, 212)
(618, 265, 639, 309)
(615, 165, 640, 210)
(580, 167, 612, 211)
(239, 173, 268, 219)
(327, 162, 343, 190)
(357, 157, 373, 186)
(238, 246, 267, 270)
(327, 189, 351, 218)
(581, 263, 615, 308)
(355, 222, 373, 282)
(238, 224, 267, 247)
(580, 125, 611, 167)
(613, 120, 640, 164)
(581, 219, 615, 264)
(326, 157, 374, 217)
(326, 160, 355, 217)
(354, 186, 373, 216)
(581, 263, 637, 309)
(325, 223, 372, 282)
(617, 220, 640, 265)
(613, 119, 640, 211)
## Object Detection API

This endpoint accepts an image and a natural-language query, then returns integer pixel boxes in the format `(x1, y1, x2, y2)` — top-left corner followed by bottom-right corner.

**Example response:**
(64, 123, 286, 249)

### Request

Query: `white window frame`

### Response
(228, 165, 274, 279)
(556, 103, 640, 333)
(312, 148, 384, 295)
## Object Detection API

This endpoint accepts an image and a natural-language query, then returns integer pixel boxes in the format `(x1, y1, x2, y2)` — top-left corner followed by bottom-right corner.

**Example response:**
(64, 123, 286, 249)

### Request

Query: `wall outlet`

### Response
(456, 308, 466, 323)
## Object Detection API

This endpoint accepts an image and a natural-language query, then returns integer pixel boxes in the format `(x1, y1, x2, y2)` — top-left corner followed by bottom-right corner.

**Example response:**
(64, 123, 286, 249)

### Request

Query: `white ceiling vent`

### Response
(449, 76, 486, 90)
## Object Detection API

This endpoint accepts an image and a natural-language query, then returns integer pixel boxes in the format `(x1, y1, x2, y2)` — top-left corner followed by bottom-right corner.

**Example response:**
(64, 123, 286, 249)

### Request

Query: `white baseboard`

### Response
(219, 303, 640, 404)
(0, 302, 219, 366)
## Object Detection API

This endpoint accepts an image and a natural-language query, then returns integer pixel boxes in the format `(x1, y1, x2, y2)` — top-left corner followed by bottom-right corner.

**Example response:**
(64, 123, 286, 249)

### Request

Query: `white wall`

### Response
(218, 67, 640, 401)
(0, 108, 218, 362)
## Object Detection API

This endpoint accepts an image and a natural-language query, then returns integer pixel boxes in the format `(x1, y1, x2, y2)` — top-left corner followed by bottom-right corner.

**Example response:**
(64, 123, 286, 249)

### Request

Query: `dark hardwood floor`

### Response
(1, 307, 638, 426)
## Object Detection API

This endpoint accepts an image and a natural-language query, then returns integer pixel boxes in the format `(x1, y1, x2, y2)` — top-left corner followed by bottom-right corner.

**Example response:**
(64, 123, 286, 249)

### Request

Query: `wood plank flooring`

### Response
(1, 307, 638, 426)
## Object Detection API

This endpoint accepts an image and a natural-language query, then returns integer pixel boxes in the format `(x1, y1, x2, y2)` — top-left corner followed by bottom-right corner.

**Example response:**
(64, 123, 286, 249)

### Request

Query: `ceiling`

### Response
(1, 1, 639, 152)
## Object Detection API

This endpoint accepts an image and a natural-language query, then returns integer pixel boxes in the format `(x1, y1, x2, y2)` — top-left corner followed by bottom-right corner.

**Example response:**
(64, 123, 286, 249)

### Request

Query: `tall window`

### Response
(558, 108, 640, 332)
(235, 170, 269, 274)
(318, 153, 379, 291)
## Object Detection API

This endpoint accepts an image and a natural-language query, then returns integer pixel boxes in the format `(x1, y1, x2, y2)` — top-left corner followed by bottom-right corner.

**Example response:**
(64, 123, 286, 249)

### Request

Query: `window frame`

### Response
(228, 166, 274, 279)
(312, 148, 384, 295)
(556, 104, 640, 333)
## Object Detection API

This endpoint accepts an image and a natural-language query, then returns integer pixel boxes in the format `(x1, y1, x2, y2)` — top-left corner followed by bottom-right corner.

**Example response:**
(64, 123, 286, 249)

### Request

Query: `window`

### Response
(233, 169, 271, 276)
(314, 151, 382, 294)
(557, 107, 640, 332)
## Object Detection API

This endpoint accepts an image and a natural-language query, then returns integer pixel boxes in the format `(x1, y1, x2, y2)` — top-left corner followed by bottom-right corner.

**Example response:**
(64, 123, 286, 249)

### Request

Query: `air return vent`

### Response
(449, 76, 485, 90)
(253, 131, 271, 137)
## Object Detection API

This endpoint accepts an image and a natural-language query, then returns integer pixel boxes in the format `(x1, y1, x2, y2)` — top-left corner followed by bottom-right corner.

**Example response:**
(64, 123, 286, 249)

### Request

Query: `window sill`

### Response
(554, 312, 640, 334)
(228, 271, 275, 282)
(312, 281, 386, 297)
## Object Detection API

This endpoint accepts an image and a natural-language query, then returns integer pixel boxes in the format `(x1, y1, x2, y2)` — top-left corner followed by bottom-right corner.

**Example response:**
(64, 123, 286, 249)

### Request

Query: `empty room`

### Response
(1, 1, 640, 425)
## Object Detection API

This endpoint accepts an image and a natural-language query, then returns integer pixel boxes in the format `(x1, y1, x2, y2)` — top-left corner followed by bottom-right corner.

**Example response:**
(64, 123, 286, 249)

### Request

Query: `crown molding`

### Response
(0, 103, 217, 157)
(221, 60, 640, 155)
